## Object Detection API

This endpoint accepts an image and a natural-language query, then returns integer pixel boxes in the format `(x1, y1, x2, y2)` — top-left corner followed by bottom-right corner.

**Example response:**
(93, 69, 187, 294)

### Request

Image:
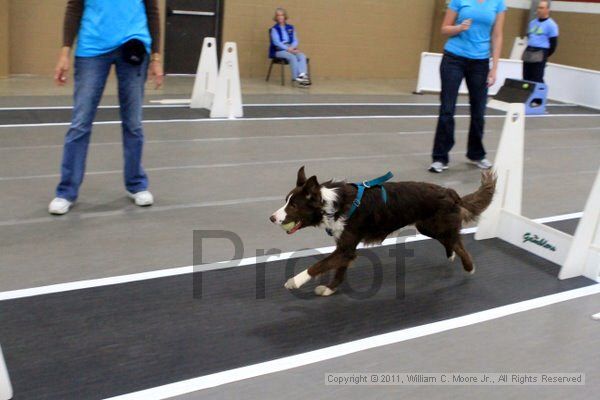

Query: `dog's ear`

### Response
(296, 166, 307, 187)
(303, 175, 321, 198)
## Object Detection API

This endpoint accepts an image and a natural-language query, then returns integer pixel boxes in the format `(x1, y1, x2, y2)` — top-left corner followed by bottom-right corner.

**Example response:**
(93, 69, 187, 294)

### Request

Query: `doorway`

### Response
(164, 0, 224, 74)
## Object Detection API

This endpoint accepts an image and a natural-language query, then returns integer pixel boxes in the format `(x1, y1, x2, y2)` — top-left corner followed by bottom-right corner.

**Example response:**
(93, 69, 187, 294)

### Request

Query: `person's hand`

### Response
(487, 69, 497, 87)
(149, 58, 164, 89)
(54, 47, 71, 86)
(460, 19, 472, 32)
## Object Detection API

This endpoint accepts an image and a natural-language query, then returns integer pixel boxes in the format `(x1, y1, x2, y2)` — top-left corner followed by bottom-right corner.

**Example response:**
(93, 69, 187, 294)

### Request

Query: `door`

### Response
(164, 0, 223, 74)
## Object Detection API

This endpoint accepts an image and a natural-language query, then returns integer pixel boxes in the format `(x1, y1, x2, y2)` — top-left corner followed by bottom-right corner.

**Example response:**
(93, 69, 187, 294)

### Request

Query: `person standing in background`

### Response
(49, 0, 163, 215)
(523, 0, 558, 83)
(429, 0, 506, 174)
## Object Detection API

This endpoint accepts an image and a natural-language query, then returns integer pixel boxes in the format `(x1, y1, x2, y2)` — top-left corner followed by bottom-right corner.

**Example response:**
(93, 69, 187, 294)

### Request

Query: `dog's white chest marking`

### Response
(323, 215, 346, 239)
(320, 187, 346, 239)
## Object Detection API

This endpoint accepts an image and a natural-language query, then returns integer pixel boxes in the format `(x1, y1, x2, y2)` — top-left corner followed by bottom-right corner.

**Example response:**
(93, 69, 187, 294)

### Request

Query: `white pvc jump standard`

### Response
(190, 37, 219, 110)
(0, 345, 12, 400)
(475, 99, 600, 282)
(509, 36, 527, 60)
(210, 42, 243, 119)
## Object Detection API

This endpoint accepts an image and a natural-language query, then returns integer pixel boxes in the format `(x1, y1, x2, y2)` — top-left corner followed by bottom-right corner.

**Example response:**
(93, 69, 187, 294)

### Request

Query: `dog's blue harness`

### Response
(325, 171, 394, 236)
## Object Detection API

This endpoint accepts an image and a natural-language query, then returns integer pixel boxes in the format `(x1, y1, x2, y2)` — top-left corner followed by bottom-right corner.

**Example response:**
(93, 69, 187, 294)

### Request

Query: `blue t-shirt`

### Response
(445, 0, 507, 60)
(75, 0, 152, 57)
(527, 18, 559, 49)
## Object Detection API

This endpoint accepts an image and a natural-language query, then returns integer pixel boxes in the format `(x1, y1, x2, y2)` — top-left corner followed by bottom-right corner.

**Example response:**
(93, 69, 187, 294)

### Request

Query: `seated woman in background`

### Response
(270, 8, 311, 86)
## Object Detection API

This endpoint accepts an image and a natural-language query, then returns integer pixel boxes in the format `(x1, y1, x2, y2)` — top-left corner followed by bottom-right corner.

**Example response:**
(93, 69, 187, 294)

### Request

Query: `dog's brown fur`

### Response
(271, 167, 496, 293)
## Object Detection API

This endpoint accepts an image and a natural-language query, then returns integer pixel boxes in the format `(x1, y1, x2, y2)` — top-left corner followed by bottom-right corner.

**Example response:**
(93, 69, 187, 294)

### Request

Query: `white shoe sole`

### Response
(48, 203, 72, 215)
(467, 160, 493, 170)
(428, 165, 448, 173)
(127, 192, 154, 207)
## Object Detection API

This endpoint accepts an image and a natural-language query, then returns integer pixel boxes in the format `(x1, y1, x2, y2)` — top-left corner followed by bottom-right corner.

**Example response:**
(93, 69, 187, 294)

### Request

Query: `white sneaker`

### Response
(48, 197, 73, 215)
(297, 73, 311, 85)
(428, 161, 448, 173)
(128, 190, 154, 207)
(468, 158, 493, 170)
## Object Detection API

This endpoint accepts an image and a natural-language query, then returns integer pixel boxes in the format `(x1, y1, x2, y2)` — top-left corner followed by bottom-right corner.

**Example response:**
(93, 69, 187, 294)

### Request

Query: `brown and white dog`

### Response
(270, 167, 496, 296)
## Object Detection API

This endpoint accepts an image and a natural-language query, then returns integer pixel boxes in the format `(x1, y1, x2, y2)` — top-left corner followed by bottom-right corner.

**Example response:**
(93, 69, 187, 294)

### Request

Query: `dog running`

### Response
(270, 167, 496, 296)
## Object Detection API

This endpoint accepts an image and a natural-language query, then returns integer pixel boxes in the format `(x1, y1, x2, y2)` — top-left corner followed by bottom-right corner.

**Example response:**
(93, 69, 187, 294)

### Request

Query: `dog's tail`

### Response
(459, 170, 497, 223)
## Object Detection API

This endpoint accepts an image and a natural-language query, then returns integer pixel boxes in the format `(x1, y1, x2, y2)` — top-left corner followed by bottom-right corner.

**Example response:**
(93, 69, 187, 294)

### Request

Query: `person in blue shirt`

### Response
(270, 8, 311, 86)
(49, 0, 163, 215)
(429, 0, 506, 173)
(523, 1, 559, 83)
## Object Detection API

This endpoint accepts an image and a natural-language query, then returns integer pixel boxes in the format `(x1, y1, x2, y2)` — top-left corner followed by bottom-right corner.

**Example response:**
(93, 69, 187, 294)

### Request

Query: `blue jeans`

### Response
(275, 50, 307, 80)
(432, 51, 489, 164)
(56, 48, 149, 201)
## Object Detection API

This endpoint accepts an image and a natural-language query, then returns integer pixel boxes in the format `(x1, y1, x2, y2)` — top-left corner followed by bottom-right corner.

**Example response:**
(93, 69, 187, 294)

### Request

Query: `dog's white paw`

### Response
(315, 285, 336, 297)
(448, 252, 456, 262)
(468, 264, 476, 275)
(284, 270, 312, 290)
(284, 278, 298, 290)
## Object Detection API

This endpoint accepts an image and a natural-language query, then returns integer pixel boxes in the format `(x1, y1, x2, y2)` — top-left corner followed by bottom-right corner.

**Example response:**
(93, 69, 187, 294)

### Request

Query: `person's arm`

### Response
(548, 36, 558, 57)
(547, 22, 559, 57)
(488, 11, 505, 87)
(441, 9, 472, 36)
(144, 0, 160, 54)
(55, 0, 83, 86)
(291, 31, 298, 49)
(270, 28, 288, 52)
(441, 0, 471, 37)
(144, 0, 163, 88)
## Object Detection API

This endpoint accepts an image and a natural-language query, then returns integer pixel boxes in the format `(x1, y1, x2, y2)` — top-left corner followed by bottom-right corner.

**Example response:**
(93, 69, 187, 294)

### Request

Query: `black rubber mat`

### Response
(0, 219, 594, 399)
(0, 104, 597, 125)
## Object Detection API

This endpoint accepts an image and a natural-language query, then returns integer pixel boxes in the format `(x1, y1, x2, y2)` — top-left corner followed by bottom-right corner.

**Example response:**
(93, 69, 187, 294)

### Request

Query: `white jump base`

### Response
(475, 100, 600, 282)
(415, 52, 600, 110)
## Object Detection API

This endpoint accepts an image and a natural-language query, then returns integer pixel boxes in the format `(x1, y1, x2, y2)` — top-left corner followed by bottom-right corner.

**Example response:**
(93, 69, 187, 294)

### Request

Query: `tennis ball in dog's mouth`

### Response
(281, 221, 296, 231)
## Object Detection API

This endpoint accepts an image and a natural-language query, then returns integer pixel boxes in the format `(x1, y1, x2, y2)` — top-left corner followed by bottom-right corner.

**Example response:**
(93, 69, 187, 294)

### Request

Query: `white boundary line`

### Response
(2, 126, 598, 151)
(103, 283, 600, 400)
(1, 113, 599, 129)
(1, 102, 470, 110)
(0, 102, 582, 111)
(0, 212, 584, 302)
(1, 147, 598, 183)
(0, 105, 187, 111)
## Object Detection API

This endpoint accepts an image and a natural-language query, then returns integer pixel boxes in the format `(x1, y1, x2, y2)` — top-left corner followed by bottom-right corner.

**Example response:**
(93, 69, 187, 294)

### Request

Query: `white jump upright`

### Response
(190, 37, 218, 109)
(0, 345, 12, 400)
(210, 42, 243, 119)
(561, 170, 600, 279)
(475, 99, 600, 282)
(509, 36, 527, 60)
